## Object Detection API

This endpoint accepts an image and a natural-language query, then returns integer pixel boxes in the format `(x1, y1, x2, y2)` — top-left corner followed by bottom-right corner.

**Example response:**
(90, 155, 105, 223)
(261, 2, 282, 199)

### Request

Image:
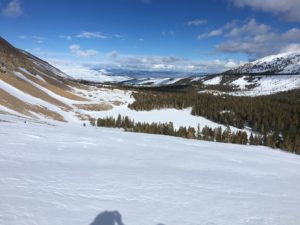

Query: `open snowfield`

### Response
(1, 115, 300, 225)
(88, 105, 251, 135)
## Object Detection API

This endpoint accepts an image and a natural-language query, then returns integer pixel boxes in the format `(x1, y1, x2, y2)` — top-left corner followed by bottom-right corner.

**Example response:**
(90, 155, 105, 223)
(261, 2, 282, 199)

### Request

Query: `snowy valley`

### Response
(1, 36, 300, 225)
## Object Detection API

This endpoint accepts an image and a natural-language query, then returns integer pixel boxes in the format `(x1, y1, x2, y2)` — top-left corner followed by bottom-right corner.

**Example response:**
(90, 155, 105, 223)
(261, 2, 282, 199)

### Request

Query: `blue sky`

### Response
(1, 0, 300, 74)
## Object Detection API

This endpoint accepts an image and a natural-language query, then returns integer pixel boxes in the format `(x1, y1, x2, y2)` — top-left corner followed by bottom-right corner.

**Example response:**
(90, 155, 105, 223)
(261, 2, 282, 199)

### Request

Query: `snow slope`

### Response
(202, 76, 222, 85)
(0, 116, 300, 225)
(232, 75, 300, 96)
(226, 51, 300, 74)
(199, 74, 300, 96)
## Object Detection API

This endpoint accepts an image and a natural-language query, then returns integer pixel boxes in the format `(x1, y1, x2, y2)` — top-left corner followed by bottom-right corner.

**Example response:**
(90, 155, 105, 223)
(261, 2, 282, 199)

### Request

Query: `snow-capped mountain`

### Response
(225, 51, 300, 74)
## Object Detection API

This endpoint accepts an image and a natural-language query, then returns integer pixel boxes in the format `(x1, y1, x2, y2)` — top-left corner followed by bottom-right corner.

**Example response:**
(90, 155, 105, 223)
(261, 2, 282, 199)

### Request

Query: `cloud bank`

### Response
(230, 0, 300, 22)
(69, 44, 98, 57)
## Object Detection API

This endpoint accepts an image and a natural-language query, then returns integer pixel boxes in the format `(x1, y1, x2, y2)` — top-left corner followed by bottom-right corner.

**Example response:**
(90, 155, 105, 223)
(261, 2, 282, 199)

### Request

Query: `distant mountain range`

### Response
(65, 51, 300, 90)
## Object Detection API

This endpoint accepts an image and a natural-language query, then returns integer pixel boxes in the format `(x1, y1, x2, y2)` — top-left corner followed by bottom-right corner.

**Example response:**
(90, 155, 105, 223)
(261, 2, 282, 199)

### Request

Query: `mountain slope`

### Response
(1, 37, 243, 134)
(192, 74, 300, 96)
(180, 52, 300, 96)
(0, 37, 131, 122)
(225, 51, 300, 74)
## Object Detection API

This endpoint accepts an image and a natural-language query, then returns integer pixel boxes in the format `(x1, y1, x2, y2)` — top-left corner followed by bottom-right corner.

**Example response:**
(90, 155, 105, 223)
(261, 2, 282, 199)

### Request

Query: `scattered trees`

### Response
(94, 115, 252, 146)
(127, 90, 300, 153)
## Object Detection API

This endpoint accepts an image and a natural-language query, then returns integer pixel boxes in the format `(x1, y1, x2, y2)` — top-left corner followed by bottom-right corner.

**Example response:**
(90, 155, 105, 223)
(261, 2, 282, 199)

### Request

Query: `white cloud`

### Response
(109, 50, 119, 58)
(114, 34, 124, 39)
(208, 29, 223, 37)
(2, 0, 23, 17)
(197, 59, 247, 72)
(162, 30, 175, 37)
(76, 31, 108, 39)
(138, 38, 145, 42)
(198, 28, 223, 39)
(47, 50, 245, 74)
(228, 19, 270, 37)
(281, 28, 300, 40)
(198, 21, 237, 39)
(69, 44, 98, 57)
(280, 44, 300, 53)
(32, 36, 46, 44)
(17, 35, 47, 44)
(230, 0, 300, 22)
(60, 35, 72, 41)
(215, 19, 300, 57)
(187, 19, 207, 26)
(99, 54, 244, 73)
(18, 35, 27, 39)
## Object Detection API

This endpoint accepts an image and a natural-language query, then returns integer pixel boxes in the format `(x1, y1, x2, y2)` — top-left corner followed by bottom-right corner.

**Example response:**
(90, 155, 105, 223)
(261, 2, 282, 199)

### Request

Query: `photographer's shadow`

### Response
(89, 211, 125, 225)
(89, 211, 166, 225)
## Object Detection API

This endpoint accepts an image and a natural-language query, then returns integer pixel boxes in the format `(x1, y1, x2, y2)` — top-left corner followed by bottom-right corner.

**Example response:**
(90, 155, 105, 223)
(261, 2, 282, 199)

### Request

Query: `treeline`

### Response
(92, 114, 271, 146)
(128, 90, 300, 154)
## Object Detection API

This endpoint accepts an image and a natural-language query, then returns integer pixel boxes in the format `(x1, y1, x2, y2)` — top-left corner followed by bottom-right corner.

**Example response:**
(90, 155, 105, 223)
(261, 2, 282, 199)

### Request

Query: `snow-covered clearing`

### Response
(89, 105, 250, 134)
(0, 115, 300, 225)
(203, 76, 222, 85)
(231, 76, 250, 89)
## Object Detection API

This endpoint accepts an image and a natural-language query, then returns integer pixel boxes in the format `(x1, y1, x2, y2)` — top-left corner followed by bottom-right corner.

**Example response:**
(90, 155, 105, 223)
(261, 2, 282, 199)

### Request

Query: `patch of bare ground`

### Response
(75, 112, 95, 122)
(110, 100, 123, 106)
(65, 80, 91, 90)
(73, 103, 113, 111)
(1, 72, 72, 111)
(16, 68, 89, 101)
(0, 89, 66, 122)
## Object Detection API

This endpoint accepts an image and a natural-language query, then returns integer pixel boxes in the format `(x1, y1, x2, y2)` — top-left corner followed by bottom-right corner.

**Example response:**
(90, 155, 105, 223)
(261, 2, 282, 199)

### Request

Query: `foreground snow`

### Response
(1, 116, 300, 225)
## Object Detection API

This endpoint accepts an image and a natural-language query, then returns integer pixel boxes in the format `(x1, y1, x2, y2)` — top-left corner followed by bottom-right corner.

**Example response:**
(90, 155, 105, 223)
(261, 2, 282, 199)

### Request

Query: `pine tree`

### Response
(187, 127, 196, 139)
(249, 133, 254, 145)
(196, 124, 201, 140)
(222, 126, 232, 143)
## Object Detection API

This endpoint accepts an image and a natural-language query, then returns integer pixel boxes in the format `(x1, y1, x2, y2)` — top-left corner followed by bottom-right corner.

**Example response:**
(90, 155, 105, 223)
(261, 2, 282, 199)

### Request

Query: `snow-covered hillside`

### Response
(226, 51, 300, 74)
(1, 37, 251, 133)
(1, 115, 300, 225)
(231, 75, 300, 96)
(0, 37, 134, 123)
(198, 74, 300, 96)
